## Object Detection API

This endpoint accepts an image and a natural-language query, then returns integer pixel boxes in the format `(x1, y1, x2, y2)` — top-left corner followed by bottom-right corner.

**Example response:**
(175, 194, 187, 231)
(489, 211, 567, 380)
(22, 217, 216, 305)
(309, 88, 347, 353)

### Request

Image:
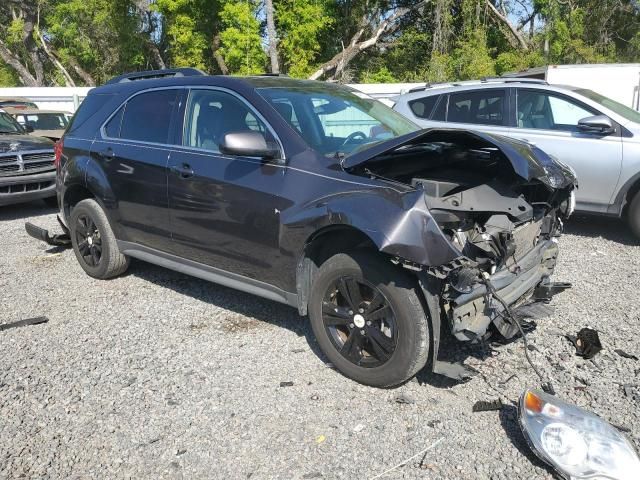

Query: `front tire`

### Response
(69, 198, 129, 279)
(628, 191, 640, 240)
(308, 252, 430, 388)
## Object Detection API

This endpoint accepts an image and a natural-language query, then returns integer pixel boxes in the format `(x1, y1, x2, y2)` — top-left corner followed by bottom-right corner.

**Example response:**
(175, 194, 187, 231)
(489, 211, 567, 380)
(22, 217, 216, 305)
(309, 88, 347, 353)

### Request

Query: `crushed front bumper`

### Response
(446, 239, 560, 341)
(0, 170, 56, 206)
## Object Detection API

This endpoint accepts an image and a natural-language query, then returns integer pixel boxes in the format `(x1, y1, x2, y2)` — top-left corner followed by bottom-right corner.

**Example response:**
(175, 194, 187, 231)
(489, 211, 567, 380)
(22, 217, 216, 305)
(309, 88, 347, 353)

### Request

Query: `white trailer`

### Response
(504, 64, 640, 111)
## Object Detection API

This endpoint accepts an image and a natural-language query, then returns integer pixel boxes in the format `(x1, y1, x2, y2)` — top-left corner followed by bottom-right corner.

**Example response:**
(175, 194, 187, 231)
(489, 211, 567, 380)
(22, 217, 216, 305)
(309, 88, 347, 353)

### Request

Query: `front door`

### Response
(512, 88, 623, 212)
(167, 88, 290, 285)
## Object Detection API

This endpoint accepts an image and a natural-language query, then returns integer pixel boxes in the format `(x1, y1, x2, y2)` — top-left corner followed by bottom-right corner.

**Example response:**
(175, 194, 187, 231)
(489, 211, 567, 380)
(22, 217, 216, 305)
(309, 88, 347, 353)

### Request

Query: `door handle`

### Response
(171, 163, 194, 178)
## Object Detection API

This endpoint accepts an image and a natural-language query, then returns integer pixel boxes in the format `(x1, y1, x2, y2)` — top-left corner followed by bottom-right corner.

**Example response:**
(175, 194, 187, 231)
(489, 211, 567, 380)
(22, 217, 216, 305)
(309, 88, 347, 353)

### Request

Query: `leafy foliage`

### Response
(1, 0, 640, 86)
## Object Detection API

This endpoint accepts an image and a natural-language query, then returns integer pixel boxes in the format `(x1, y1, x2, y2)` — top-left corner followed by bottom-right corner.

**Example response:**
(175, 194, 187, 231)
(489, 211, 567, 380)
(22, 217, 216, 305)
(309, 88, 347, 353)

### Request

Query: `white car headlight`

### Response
(519, 389, 640, 480)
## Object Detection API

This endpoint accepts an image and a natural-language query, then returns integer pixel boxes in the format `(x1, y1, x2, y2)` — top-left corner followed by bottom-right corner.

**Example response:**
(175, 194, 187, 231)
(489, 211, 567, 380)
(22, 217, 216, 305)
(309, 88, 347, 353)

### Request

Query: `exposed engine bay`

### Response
(347, 129, 576, 344)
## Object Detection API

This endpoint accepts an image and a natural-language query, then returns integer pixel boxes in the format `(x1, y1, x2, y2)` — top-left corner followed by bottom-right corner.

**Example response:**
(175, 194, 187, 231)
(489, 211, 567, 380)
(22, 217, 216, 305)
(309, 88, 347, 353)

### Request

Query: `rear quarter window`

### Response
(67, 93, 116, 136)
(408, 96, 439, 119)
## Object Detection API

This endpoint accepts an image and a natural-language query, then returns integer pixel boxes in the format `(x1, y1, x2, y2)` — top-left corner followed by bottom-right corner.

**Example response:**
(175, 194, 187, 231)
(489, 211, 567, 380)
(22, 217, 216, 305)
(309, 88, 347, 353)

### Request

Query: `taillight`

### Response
(54, 139, 63, 168)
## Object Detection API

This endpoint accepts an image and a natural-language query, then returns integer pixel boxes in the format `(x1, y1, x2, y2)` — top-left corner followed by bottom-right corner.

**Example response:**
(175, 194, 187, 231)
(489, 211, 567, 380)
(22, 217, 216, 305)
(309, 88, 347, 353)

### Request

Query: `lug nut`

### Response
(358, 308, 364, 314)
(349, 323, 354, 328)
(348, 310, 353, 315)
(366, 321, 371, 326)
(360, 330, 365, 335)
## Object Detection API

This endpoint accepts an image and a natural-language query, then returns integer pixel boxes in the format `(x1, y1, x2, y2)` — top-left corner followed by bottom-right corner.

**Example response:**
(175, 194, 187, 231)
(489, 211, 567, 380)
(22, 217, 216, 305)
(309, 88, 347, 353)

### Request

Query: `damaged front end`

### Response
(345, 129, 576, 346)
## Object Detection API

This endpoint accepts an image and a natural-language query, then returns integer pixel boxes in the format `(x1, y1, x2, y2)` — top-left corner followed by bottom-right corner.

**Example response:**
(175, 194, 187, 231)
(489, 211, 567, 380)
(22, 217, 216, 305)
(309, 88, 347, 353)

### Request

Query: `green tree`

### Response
(218, 0, 266, 75)
(275, 0, 333, 78)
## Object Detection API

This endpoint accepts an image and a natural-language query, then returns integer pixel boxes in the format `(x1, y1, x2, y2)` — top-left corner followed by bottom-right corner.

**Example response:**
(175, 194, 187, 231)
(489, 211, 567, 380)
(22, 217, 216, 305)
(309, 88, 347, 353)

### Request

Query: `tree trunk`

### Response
(21, 5, 45, 85)
(0, 40, 38, 86)
(309, 1, 428, 81)
(212, 34, 229, 75)
(36, 28, 76, 87)
(147, 41, 167, 70)
(66, 56, 96, 86)
(485, 0, 529, 50)
(265, 0, 279, 74)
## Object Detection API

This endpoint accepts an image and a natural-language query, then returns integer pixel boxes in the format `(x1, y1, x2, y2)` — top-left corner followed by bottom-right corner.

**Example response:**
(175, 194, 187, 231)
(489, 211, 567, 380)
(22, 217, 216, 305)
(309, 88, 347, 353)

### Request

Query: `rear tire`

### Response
(69, 198, 129, 279)
(628, 191, 640, 240)
(308, 252, 430, 388)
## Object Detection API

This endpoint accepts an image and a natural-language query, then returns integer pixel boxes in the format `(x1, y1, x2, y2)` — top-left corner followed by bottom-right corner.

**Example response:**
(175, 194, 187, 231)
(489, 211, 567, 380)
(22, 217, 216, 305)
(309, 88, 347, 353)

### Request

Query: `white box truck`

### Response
(504, 63, 640, 111)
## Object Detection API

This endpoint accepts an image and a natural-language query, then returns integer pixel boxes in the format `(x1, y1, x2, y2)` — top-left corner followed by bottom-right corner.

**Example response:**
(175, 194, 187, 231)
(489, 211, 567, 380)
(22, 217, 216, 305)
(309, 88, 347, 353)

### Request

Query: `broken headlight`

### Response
(519, 389, 640, 480)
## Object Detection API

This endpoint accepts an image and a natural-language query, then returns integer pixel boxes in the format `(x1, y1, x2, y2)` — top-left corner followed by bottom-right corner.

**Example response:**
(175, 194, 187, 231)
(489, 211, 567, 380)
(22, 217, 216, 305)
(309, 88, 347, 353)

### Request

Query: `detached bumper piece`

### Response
(25, 215, 71, 247)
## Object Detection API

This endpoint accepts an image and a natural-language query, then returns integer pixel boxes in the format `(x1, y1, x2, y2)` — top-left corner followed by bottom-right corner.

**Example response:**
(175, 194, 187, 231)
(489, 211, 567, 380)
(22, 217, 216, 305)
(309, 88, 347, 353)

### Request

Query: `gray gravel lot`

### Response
(1, 201, 639, 479)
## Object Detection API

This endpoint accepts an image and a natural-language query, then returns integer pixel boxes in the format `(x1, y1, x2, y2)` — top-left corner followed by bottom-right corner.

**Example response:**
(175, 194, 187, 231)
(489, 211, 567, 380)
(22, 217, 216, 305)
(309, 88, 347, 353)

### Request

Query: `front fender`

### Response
(282, 187, 462, 267)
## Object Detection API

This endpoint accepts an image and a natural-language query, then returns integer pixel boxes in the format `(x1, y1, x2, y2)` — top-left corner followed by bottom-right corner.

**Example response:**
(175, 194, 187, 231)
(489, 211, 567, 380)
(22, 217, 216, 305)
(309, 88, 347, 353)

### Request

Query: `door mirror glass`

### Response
(220, 131, 280, 160)
(577, 115, 615, 135)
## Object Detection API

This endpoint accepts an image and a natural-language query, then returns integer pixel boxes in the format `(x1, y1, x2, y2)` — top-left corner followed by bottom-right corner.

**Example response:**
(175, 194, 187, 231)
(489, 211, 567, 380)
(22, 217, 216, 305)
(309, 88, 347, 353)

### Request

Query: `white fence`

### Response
(0, 87, 93, 112)
(0, 84, 423, 113)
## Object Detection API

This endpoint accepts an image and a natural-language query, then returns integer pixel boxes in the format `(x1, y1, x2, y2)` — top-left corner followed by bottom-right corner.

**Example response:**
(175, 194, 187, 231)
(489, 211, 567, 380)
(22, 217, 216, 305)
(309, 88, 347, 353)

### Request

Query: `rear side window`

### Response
(447, 90, 506, 126)
(119, 90, 178, 144)
(104, 107, 124, 138)
(432, 95, 447, 121)
(408, 96, 439, 119)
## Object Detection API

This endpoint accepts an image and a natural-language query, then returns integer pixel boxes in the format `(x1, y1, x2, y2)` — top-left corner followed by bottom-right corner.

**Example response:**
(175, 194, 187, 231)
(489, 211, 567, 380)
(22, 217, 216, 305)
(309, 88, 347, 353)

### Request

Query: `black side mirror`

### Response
(577, 115, 615, 135)
(219, 131, 280, 160)
(24, 124, 34, 133)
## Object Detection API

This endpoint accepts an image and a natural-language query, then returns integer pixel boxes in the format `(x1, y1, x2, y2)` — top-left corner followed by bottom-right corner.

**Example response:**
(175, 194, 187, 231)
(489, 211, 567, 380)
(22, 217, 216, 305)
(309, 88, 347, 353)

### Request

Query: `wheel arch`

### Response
(295, 224, 383, 316)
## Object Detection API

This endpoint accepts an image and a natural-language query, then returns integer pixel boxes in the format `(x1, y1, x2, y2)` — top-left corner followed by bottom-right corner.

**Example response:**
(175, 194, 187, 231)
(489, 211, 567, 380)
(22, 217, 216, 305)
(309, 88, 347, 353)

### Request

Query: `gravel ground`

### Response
(1, 201, 639, 480)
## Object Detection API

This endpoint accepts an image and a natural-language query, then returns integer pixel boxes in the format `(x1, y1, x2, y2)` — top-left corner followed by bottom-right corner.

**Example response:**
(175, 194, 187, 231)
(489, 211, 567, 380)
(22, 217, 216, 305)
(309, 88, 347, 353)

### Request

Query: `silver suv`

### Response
(393, 79, 640, 238)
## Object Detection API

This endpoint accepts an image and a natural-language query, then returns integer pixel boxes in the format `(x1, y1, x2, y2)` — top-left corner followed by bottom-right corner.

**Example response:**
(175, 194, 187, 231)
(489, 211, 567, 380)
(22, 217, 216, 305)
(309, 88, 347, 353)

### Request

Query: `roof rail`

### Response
(257, 73, 290, 77)
(481, 76, 548, 85)
(105, 68, 206, 85)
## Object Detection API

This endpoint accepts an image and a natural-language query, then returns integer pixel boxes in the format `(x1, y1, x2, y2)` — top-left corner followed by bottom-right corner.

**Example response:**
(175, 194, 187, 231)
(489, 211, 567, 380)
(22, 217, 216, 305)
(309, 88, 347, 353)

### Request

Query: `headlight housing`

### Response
(519, 389, 640, 480)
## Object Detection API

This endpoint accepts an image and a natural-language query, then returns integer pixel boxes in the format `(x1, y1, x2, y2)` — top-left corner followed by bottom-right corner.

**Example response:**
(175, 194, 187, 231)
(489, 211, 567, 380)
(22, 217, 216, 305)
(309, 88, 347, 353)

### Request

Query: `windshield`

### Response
(16, 113, 69, 130)
(257, 86, 418, 158)
(0, 112, 24, 134)
(576, 88, 640, 124)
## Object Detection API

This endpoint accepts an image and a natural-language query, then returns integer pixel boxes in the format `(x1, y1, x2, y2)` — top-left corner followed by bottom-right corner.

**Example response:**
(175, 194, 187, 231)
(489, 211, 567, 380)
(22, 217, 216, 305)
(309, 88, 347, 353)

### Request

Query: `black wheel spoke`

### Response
(78, 240, 90, 255)
(90, 248, 100, 266)
(337, 277, 362, 311)
(76, 217, 87, 236)
(366, 326, 394, 361)
(365, 292, 384, 315)
(368, 304, 391, 321)
(341, 331, 363, 363)
(322, 302, 352, 326)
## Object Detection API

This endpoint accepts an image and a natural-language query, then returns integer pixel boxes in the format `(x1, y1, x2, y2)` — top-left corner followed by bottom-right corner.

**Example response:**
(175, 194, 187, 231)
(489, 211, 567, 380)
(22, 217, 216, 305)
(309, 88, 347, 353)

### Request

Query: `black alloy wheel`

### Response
(322, 276, 398, 368)
(74, 214, 102, 267)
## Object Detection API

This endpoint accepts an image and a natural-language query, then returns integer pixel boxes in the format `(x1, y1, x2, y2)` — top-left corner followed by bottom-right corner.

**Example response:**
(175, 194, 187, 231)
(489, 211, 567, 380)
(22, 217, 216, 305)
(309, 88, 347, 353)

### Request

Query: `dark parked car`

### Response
(0, 109, 56, 206)
(47, 69, 576, 387)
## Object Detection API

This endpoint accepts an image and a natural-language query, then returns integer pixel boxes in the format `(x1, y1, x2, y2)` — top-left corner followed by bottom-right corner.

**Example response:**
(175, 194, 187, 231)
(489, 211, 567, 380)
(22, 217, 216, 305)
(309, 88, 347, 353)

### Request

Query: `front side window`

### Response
(183, 89, 271, 153)
(447, 90, 506, 126)
(119, 89, 178, 144)
(517, 90, 596, 131)
(257, 86, 418, 158)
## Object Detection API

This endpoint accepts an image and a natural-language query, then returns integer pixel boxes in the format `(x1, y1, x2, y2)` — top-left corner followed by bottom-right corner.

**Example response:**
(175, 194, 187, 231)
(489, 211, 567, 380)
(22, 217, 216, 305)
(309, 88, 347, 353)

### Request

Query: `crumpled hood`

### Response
(343, 128, 576, 189)
(0, 134, 54, 153)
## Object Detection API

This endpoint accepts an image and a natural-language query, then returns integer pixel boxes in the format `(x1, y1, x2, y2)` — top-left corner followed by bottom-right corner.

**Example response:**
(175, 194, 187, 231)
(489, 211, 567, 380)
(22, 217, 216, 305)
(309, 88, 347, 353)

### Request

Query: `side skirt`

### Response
(117, 241, 299, 308)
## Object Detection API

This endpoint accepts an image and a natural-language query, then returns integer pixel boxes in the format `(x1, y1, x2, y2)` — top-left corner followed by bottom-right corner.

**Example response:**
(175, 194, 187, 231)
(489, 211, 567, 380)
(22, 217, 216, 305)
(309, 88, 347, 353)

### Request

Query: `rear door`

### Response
(442, 88, 512, 136)
(92, 88, 179, 251)
(512, 88, 623, 211)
